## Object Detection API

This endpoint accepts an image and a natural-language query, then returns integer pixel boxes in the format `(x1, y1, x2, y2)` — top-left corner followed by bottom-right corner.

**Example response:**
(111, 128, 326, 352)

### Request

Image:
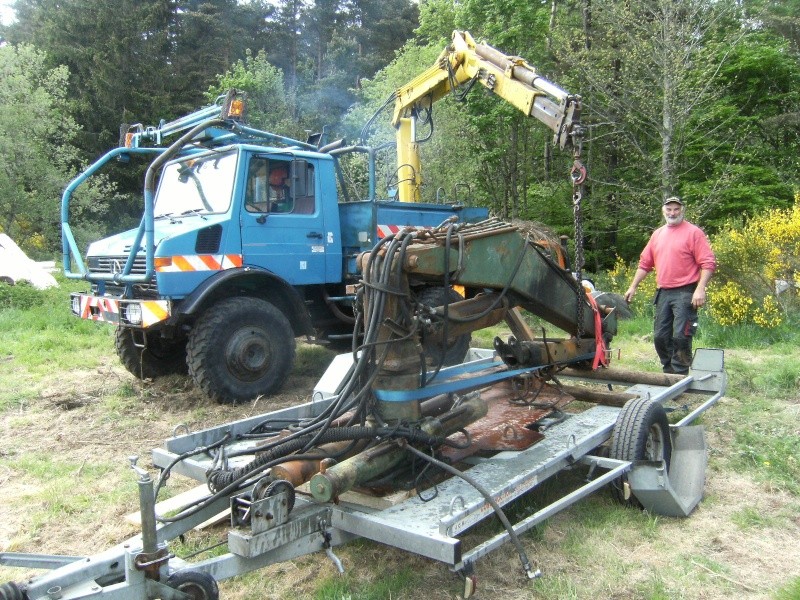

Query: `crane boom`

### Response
(392, 31, 583, 202)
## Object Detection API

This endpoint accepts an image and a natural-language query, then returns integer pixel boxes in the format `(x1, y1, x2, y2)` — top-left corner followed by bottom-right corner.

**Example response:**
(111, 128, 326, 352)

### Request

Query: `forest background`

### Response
(1, 0, 799, 326)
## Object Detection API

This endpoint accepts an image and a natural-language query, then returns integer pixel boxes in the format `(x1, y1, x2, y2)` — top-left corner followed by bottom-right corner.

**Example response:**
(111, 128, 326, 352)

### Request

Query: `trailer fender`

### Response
(173, 266, 313, 336)
(628, 426, 708, 517)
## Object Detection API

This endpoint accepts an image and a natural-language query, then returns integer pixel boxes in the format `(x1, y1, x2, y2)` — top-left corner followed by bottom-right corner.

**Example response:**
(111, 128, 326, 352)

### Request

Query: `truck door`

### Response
(240, 156, 327, 284)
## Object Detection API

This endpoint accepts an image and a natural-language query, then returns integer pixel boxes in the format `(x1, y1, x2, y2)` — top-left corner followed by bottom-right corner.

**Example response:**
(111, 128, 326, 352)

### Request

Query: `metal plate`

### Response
(441, 379, 572, 462)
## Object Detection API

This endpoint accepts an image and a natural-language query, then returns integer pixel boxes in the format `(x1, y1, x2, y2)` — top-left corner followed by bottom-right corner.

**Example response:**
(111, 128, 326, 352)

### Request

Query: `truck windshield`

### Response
(154, 150, 237, 218)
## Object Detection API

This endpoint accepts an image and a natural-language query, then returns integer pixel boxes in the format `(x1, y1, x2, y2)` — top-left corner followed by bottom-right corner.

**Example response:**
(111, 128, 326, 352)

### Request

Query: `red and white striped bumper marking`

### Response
(76, 295, 170, 327)
(156, 254, 243, 272)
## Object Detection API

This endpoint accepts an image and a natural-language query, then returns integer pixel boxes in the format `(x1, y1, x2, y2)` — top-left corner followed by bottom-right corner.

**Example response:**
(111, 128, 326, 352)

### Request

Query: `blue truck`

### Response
(61, 91, 488, 403)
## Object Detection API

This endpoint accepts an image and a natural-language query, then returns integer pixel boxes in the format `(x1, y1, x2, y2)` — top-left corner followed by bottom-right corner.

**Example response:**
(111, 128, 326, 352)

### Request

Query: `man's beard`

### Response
(665, 214, 684, 226)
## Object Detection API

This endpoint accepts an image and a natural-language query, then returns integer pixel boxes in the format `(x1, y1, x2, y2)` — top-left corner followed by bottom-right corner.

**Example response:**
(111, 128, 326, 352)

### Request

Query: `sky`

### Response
(0, 0, 15, 26)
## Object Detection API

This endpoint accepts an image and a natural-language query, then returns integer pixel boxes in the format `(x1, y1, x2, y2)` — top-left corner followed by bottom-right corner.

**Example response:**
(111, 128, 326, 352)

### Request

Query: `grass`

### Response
(774, 577, 800, 600)
(1, 279, 800, 599)
(609, 312, 800, 498)
(0, 276, 111, 410)
(312, 567, 420, 600)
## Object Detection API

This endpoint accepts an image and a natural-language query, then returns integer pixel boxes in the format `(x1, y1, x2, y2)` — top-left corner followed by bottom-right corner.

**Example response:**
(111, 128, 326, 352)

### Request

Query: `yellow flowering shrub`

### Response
(707, 281, 754, 326)
(605, 255, 658, 316)
(753, 295, 782, 329)
(708, 195, 800, 328)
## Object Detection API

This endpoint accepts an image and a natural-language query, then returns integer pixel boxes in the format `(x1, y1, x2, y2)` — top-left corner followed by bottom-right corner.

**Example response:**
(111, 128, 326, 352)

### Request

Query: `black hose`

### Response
(404, 445, 538, 579)
(0, 582, 25, 600)
(206, 425, 445, 492)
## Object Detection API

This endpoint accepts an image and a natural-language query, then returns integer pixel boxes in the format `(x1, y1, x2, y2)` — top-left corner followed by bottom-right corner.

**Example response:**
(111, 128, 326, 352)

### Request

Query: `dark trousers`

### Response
(653, 285, 698, 374)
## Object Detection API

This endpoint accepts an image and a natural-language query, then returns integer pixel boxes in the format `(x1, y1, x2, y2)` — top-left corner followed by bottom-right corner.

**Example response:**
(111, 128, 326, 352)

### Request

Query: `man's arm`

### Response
(624, 267, 650, 303)
(692, 268, 713, 309)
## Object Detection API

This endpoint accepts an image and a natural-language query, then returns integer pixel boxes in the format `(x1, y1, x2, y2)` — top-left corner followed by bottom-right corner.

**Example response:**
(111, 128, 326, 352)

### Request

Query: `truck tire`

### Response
(115, 327, 188, 380)
(609, 397, 672, 507)
(418, 286, 471, 366)
(187, 297, 295, 404)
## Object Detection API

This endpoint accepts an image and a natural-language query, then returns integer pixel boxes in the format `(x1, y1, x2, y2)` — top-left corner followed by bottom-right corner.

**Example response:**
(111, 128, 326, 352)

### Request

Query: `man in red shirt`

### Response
(623, 197, 716, 374)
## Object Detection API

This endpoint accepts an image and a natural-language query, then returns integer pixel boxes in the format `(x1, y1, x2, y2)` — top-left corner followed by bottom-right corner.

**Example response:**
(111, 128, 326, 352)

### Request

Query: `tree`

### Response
(680, 32, 800, 227)
(208, 49, 298, 136)
(0, 44, 114, 257)
(5, 0, 263, 154)
(5, 0, 176, 153)
(548, 0, 763, 263)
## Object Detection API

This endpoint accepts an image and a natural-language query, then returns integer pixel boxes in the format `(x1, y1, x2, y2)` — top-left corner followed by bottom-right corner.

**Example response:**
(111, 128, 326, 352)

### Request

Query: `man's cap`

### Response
(663, 196, 684, 206)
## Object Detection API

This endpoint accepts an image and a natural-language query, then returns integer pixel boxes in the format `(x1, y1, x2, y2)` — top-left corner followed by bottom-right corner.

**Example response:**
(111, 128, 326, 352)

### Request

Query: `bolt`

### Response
(46, 586, 63, 599)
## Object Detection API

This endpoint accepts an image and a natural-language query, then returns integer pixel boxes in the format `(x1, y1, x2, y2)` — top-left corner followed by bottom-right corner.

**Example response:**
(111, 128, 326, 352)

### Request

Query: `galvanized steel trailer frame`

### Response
(0, 349, 726, 600)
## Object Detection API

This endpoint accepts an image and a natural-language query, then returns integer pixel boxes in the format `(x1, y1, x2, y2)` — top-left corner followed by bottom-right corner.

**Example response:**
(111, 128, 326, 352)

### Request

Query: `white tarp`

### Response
(0, 233, 58, 289)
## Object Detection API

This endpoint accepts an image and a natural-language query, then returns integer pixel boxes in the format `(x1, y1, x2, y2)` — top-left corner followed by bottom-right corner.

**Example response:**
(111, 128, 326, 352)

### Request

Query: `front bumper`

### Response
(71, 293, 171, 328)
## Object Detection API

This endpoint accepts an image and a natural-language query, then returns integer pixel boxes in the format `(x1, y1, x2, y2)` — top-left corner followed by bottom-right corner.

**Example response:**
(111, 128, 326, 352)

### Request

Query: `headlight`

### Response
(123, 303, 143, 326)
(71, 295, 81, 315)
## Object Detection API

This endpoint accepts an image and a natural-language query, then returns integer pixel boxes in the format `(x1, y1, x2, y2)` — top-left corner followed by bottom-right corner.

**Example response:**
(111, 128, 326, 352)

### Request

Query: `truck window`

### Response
(154, 150, 237, 217)
(245, 158, 316, 215)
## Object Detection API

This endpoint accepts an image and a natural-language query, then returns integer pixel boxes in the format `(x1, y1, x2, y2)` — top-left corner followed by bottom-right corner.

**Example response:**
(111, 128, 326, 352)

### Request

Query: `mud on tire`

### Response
(187, 297, 295, 404)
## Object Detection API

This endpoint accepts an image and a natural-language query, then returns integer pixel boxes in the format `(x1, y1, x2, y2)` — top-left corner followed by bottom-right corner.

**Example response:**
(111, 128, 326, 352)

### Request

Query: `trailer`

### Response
(0, 345, 725, 600)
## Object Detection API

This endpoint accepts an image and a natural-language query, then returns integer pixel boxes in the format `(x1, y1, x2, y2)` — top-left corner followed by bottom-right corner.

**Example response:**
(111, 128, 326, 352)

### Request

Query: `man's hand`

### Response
(623, 287, 636, 304)
(692, 287, 707, 309)
(624, 268, 649, 304)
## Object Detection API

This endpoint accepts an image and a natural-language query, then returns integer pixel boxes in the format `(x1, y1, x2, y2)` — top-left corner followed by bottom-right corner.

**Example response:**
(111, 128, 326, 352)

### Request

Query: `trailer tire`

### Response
(187, 297, 295, 404)
(166, 571, 219, 600)
(609, 397, 672, 508)
(418, 286, 471, 366)
(115, 327, 188, 380)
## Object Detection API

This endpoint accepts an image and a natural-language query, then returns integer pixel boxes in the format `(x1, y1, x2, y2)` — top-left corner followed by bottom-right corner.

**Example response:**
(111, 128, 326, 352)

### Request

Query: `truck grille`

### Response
(89, 255, 158, 298)
(91, 255, 148, 276)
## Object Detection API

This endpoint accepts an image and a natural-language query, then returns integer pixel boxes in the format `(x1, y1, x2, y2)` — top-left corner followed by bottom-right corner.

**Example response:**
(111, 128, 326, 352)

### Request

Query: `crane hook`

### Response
(570, 161, 587, 186)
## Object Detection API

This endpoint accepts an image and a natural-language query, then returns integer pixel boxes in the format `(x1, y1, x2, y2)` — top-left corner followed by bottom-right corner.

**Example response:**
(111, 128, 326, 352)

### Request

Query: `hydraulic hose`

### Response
(404, 445, 540, 580)
(206, 425, 445, 492)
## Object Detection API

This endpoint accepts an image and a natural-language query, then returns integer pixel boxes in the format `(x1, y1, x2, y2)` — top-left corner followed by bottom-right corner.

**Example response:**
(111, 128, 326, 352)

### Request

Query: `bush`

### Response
(0, 280, 43, 310)
(708, 195, 800, 328)
(601, 255, 657, 319)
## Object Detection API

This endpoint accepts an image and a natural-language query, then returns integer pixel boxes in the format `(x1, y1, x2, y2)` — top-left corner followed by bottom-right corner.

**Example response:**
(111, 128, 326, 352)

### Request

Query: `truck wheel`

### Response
(187, 297, 295, 404)
(609, 397, 672, 507)
(115, 327, 188, 380)
(417, 286, 471, 366)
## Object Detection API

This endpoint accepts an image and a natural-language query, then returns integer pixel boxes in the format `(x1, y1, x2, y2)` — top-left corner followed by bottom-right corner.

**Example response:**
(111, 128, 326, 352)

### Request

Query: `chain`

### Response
(570, 137, 587, 338)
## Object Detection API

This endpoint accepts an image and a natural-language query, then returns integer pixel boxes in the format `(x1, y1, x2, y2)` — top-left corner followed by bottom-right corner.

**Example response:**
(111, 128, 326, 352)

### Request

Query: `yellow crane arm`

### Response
(392, 31, 582, 203)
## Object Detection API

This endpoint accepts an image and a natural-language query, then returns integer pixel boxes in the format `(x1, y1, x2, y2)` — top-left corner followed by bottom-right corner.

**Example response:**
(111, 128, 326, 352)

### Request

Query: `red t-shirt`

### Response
(638, 220, 716, 288)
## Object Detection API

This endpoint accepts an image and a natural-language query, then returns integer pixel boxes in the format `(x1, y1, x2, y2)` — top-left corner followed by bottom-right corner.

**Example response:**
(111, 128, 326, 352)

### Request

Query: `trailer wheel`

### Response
(609, 397, 672, 507)
(417, 286, 471, 366)
(115, 327, 188, 380)
(187, 297, 295, 404)
(166, 571, 219, 600)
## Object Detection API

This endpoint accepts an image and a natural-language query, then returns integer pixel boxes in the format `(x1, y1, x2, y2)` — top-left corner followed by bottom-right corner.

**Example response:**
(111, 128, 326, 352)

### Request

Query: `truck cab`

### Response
(64, 92, 488, 403)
